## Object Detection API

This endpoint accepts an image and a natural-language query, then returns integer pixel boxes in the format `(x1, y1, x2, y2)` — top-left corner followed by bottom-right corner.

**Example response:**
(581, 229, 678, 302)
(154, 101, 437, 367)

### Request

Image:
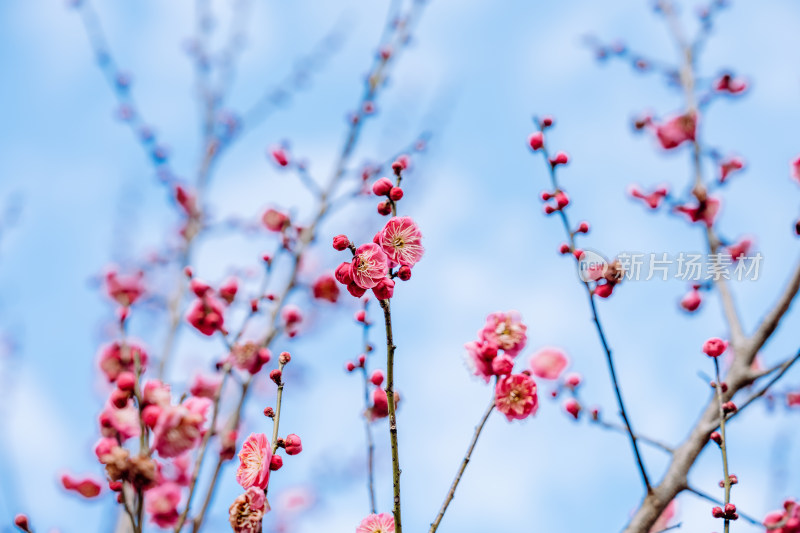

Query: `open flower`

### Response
(480, 311, 527, 357)
(229, 486, 269, 533)
(495, 373, 538, 421)
(351, 243, 389, 289)
(146, 482, 181, 528)
(377, 216, 424, 267)
(236, 433, 272, 490)
(152, 397, 211, 458)
(464, 339, 499, 382)
(357, 513, 395, 533)
(529, 348, 569, 380)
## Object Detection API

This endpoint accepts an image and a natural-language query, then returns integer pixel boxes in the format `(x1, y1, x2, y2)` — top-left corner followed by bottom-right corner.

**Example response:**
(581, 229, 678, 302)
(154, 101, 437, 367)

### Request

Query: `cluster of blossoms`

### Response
(528, 348, 588, 420)
(764, 500, 800, 533)
(333, 157, 424, 301)
(185, 272, 237, 336)
(465, 311, 539, 421)
(228, 351, 302, 532)
(345, 310, 396, 422)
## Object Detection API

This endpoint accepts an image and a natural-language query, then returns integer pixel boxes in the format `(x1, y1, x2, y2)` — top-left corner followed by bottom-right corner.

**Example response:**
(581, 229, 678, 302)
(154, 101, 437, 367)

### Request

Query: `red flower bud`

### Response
(389, 187, 404, 201)
(270, 454, 284, 471)
(372, 177, 393, 196)
(370, 370, 384, 386)
(528, 132, 544, 151)
(270, 369, 282, 384)
(710, 431, 722, 444)
(14, 515, 29, 531)
(703, 337, 728, 357)
(712, 506, 724, 518)
(559, 243, 571, 255)
(345, 361, 356, 372)
(284, 433, 303, 455)
(263, 407, 275, 418)
(142, 405, 161, 428)
(377, 201, 392, 216)
(333, 234, 350, 251)
(116, 372, 136, 392)
(397, 265, 412, 281)
(549, 151, 569, 167)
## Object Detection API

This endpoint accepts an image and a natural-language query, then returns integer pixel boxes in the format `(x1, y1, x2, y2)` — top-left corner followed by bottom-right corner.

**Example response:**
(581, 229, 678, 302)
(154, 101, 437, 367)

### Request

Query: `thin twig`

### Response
(532, 118, 651, 493)
(591, 417, 674, 454)
(380, 298, 402, 533)
(686, 486, 761, 526)
(713, 358, 732, 533)
(429, 391, 495, 533)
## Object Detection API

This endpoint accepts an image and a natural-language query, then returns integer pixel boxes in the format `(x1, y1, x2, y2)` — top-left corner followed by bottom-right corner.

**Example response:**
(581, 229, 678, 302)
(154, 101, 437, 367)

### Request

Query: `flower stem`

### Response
(713, 358, 731, 533)
(379, 298, 402, 533)
(429, 391, 495, 533)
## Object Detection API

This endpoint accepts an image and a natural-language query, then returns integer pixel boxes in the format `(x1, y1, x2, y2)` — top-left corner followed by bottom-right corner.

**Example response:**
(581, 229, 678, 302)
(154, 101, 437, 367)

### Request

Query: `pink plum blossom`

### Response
(529, 348, 569, 380)
(152, 397, 211, 458)
(480, 311, 527, 357)
(357, 513, 395, 533)
(146, 482, 181, 528)
(495, 373, 539, 421)
(236, 433, 272, 490)
(351, 243, 389, 290)
(376, 216, 424, 267)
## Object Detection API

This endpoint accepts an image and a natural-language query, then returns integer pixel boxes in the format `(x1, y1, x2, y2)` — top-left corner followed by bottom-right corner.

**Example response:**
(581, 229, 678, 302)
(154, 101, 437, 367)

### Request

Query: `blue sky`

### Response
(1, 0, 799, 532)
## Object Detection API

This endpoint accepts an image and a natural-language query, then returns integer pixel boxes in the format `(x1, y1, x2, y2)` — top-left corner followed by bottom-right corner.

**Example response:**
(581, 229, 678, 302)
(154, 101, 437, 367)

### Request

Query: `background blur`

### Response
(1, 0, 799, 532)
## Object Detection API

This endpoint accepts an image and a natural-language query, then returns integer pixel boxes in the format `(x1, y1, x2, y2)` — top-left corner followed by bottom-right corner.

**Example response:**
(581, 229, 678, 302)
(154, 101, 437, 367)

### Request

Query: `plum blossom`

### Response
(146, 482, 181, 528)
(98, 341, 148, 382)
(189, 373, 222, 399)
(236, 433, 272, 490)
(376, 216, 424, 267)
(351, 243, 389, 290)
(675, 197, 721, 227)
(763, 500, 800, 533)
(495, 373, 539, 421)
(152, 397, 211, 458)
(61, 473, 102, 498)
(229, 342, 271, 375)
(357, 513, 395, 533)
(312, 273, 340, 303)
(229, 486, 269, 533)
(629, 185, 668, 210)
(105, 269, 145, 307)
(480, 311, 527, 357)
(653, 112, 696, 150)
(529, 348, 569, 380)
(187, 293, 226, 336)
(680, 289, 702, 312)
(464, 339, 498, 382)
(99, 401, 140, 440)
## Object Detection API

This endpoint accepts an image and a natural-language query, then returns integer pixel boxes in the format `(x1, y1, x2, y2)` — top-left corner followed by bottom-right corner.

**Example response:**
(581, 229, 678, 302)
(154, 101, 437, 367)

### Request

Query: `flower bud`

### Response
(264, 407, 274, 418)
(355, 310, 367, 323)
(710, 431, 722, 444)
(279, 351, 291, 365)
(577, 221, 590, 233)
(110, 388, 131, 409)
(564, 398, 581, 419)
(703, 337, 728, 357)
(284, 434, 303, 455)
(345, 361, 356, 372)
(712, 506, 724, 518)
(491, 354, 514, 376)
(116, 371, 136, 392)
(142, 405, 161, 428)
(269, 369, 282, 384)
(397, 265, 412, 281)
(332, 234, 350, 251)
(358, 353, 367, 366)
(372, 177, 393, 196)
(549, 151, 569, 167)
(724, 503, 736, 515)
(14, 514, 29, 531)
(559, 243, 571, 255)
(528, 132, 544, 151)
(377, 201, 392, 216)
(389, 187, 404, 201)
(372, 278, 395, 300)
(270, 454, 284, 471)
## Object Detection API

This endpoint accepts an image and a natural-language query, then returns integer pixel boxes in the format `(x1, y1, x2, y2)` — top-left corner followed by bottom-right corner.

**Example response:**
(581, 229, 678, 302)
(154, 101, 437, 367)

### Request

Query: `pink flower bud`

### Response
(397, 265, 412, 281)
(491, 354, 514, 376)
(116, 372, 136, 392)
(14, 515, 29, 531)
(564, 398, 581, 419)
(284, 434, 303, 455)
(577, 221, 590, 233)
(540, 191, 553, 201)
(270, 454, 283, 471)
(190, 279, 211, 297)
(333, 234, 350, 251)
(528, 132, 544, 151)
(110, 388, 130, 409)
(549, 151, 569, 167)
(703, 337, 728, 357)
(729, 474, 738, 484)
(544, 205, 555, 215)
(270, 146, 289, 167)
(355, 310, 367, 323)
(722, 401, 737, 413)
(372, 278, 395, 300)
(358, 353, 367, 366)
(712, 506, 724, 518)
(219, 278, 238, 304)
(541, 116, 554, 127)
(370, 370, 384, 386)
(724, 503, 736, 515)
(142, 405, 161, 428)
(372, 177, 393, 196)
(710, 431, 722, 444)
(335, 262, 354, 286)
(279, 351, 291, 365)
(348, 282, 367, 297)
(389, 187, 404, 201)
(269, 369, 282, 384)
(554, 191, 570, 208)
(377, 201, 392, 216)
(564, 372, 582, 388)
(559, 243, 571, 255)
(594, 283, 614, 298)
(250, 299, 259, 312)
(680, 290, 702, 312)
(345, 361, 356, 372)
(264, 407, 275, 417)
